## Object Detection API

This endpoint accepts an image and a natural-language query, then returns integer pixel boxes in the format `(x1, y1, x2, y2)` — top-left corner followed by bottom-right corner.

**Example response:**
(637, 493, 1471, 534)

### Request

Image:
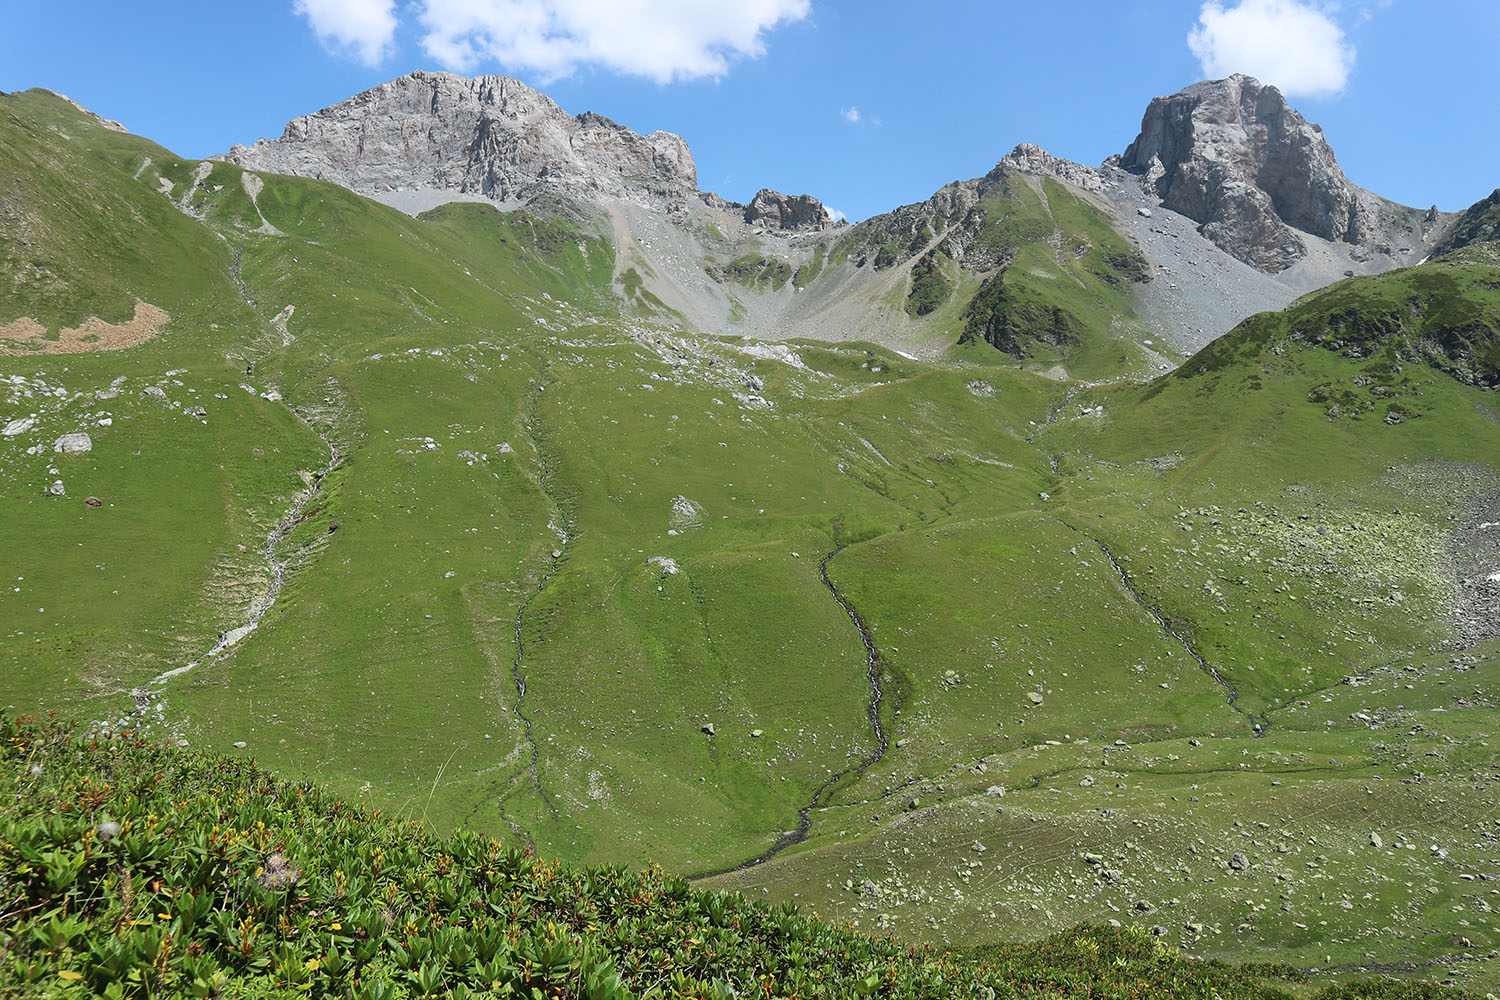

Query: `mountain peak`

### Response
(221, 70, 699, 210)
(1119, 75, 1388, 271)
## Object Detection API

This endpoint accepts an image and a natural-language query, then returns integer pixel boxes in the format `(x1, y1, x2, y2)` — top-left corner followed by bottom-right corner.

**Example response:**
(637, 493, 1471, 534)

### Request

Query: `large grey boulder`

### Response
(53, 433, 92, 454)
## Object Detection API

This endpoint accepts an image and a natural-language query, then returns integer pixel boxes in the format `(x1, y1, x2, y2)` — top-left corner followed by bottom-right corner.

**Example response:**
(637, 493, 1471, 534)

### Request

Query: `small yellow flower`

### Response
(304, 958, 320, 970)
(58, 971, 84, 982)
(329, 923, 342, 930)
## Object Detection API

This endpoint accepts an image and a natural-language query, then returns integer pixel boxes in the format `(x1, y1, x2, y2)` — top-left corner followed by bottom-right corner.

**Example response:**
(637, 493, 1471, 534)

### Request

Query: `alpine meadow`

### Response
(4, 49, 1500, 1000)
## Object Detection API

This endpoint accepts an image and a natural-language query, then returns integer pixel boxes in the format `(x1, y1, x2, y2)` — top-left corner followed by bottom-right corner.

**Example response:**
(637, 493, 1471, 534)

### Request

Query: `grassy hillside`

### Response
(3, 88, 1499, 993)
(832, 170, 1156, 379)
(2, 712, 1467, 999)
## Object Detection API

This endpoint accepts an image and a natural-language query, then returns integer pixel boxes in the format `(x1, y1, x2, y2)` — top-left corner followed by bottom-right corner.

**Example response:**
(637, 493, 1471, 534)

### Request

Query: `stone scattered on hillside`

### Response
(53, 433, 91, 453)
(1370, 832, 1384, 848)
(701, 723, 716, 737)
(1027, 691, 1044, 705)
(2, 416, 35, 436)
(1229, 852, 1250, 871)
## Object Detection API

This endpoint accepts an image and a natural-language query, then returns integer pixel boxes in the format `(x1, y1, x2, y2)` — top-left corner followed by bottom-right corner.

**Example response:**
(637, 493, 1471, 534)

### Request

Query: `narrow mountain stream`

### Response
(129, 425, 340, 721)
(494, 384, 567, 847)
(692, 528, 890, 879)
(1063, 520, 1267, 735)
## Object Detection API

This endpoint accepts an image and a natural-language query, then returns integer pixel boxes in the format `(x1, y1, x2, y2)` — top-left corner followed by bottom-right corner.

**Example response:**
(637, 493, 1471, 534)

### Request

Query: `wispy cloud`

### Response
(1188, 0, 1355, 98)
(417, 0, 810, 84)
(841, 106, 861, 124)
(294, 0, 398, 66)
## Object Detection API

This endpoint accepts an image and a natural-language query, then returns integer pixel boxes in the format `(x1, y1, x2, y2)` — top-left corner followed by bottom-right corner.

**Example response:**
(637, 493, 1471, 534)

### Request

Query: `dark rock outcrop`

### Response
(1430, 189, 1500, 258)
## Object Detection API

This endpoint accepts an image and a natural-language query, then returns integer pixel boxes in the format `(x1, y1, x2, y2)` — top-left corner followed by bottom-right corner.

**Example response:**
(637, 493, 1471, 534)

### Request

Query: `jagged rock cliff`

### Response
(742, 189, 833, 231)
(221, 71, 699, 209)
(1118, 75, 1436, 272)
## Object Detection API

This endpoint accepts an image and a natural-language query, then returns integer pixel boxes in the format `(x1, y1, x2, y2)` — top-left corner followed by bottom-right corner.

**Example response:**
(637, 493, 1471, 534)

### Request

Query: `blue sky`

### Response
(2, 1, 1496, 221)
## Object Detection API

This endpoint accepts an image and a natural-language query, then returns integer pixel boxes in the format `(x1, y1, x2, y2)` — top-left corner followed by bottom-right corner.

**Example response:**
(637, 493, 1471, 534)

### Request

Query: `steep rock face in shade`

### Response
(1430, 188, 1500, 258)
(221, 71, 699, 208)
(1119, 74, 1422, 272)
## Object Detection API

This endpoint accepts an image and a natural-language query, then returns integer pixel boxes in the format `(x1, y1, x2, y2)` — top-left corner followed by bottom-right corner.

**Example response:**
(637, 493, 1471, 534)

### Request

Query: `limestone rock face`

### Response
(1119, 75, 1394, 271)
(742, 189, 833, 230)
(221, 71, 699, 208)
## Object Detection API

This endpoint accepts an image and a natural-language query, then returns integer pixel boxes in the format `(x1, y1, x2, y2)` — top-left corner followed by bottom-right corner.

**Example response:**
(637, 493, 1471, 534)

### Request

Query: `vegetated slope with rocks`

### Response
(3, 711, 1468, 1000)
(5, 83, 1500, 994)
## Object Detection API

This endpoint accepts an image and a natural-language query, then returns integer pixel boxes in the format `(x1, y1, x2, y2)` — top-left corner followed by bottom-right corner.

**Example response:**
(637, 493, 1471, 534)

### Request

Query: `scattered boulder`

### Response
(53, 433, 92, 454)
(2, 416, 35, 437)
(1027, 691, 1044, 706)
(44, 480, 64, 497)
(84, 496, 102, 508)
(1370, 832, 1384, 849)
(701, 723, 716, 737)
(750, 729, 764, 738)
(1229, 852, 1250, 871)
(985, 785, 1006, 797)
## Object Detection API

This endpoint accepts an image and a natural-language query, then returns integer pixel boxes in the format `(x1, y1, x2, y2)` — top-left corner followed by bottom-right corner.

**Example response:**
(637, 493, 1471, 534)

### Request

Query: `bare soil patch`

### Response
(0, 301, 169, 354)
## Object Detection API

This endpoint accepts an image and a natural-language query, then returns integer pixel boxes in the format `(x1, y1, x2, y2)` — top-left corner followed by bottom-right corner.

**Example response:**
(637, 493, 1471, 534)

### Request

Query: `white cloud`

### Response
(841, 106, 861, 124)
(418, 0, 810, 83)
(295, 0, 398, 66)
(825, 206, 847, 222)
(1188, 0, 1354, 98)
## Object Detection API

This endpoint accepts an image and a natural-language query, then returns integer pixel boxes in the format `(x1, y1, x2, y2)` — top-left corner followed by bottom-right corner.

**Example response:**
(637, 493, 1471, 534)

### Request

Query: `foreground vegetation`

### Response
(2, 712, 1474, 998)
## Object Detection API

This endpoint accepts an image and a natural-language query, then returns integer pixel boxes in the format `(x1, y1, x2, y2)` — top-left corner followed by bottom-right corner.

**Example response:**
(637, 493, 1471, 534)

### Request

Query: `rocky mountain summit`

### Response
(222, 71, 700, 211)
(1117, 74, 1440, 272)
(221, 71, 833, 233)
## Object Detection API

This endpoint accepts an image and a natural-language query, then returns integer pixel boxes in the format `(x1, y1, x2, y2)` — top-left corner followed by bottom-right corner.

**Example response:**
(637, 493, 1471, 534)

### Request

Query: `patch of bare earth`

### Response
(0, 300, 169, 354)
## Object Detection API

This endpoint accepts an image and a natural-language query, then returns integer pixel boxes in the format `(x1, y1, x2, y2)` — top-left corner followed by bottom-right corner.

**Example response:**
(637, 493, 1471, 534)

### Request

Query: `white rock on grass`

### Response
(648, 556, 680, 575)
(53, 433, 92, 454)
(3, 416, 35, 437)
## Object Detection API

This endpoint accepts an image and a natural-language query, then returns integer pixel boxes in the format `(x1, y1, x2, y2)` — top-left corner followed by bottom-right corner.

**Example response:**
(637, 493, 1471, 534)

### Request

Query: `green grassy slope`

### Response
(3, 89, 1499, 992)
(831, 171, 1156, 379)
(3, 712, 1466, 1000)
